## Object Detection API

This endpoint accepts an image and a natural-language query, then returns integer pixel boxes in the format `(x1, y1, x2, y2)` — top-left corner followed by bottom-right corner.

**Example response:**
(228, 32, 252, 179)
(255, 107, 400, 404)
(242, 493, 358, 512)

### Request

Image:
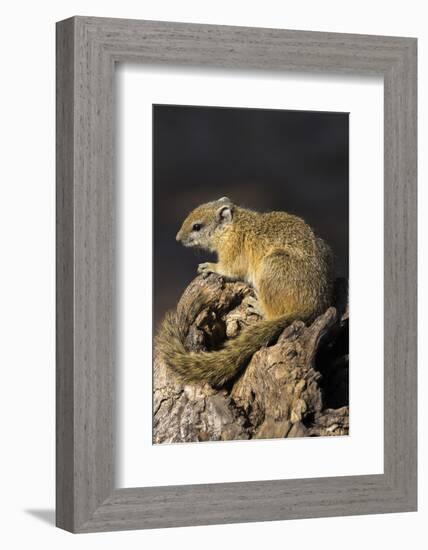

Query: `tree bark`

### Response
(153, 273, 349, 444)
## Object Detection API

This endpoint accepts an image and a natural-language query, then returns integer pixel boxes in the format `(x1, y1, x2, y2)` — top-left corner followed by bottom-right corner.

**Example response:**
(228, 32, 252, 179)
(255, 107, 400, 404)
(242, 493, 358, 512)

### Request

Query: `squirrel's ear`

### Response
(216, 204, 233, 223)
(218, 196, 232, 204)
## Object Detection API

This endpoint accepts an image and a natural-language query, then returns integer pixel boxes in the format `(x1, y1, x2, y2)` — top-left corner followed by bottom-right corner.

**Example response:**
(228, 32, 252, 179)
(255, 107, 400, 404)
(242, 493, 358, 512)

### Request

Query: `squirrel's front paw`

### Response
(197, 262, 215, 277)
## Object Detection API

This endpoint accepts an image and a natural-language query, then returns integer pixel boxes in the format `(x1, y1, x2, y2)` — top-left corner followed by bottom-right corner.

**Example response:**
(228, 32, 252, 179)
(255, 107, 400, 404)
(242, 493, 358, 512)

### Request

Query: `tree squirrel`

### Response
(157, 197, 333, 387)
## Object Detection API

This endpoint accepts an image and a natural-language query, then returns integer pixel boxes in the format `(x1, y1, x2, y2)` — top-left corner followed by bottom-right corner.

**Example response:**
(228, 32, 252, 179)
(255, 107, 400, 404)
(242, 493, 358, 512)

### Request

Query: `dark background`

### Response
(153, 104, 349, 329)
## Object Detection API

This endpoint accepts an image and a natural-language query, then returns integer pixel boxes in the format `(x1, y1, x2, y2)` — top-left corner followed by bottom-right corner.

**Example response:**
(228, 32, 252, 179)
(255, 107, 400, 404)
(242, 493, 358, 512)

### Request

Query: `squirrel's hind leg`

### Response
(256, 250, 310, 321)
(245, 295, 265, 318)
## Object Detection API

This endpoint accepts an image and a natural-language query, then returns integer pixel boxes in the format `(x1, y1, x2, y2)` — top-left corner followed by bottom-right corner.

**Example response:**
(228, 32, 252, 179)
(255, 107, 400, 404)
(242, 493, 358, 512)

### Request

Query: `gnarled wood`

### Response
(153, 273, 349, 443)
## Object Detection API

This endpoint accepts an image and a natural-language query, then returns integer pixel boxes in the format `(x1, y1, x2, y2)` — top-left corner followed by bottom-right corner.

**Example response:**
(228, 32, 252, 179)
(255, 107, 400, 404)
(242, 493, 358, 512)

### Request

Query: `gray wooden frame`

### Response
(56, 16, 417, 533)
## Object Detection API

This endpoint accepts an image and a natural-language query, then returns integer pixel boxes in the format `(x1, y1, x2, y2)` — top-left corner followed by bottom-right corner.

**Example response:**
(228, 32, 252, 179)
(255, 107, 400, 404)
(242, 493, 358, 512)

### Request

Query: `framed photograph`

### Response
(56, 16, 417, 532)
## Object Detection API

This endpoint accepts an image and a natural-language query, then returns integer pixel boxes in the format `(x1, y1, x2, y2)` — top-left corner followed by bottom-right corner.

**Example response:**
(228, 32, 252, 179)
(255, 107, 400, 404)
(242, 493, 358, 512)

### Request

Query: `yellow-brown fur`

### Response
(157, 197, 333, 386)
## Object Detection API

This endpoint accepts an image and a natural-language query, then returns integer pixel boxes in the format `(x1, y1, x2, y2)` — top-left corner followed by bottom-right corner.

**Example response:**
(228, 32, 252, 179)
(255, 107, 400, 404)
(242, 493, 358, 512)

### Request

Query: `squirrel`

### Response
(157, 196, 333, 387)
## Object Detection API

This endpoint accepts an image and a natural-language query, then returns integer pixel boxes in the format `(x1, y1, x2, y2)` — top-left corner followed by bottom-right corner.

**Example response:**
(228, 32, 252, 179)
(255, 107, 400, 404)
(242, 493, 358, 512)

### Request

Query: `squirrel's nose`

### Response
(176, 232, 181, 242)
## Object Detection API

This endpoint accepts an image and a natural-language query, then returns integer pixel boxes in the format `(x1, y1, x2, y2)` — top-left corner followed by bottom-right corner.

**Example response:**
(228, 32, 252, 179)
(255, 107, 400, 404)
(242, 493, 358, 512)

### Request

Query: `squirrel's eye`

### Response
(192, 223, 202, 231)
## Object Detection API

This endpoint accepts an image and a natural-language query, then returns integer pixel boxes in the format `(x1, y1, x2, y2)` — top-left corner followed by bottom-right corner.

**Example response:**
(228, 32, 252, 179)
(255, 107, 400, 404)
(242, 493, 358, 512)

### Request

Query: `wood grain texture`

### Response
(56, 16, 417, 532)
(56, 17, 75, 532)
(153, 273, 349, 443)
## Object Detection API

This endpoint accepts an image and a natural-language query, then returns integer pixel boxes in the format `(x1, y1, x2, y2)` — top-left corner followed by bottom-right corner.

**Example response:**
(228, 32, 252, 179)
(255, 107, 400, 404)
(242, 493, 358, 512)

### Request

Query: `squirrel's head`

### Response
(176, 197, 234, 251)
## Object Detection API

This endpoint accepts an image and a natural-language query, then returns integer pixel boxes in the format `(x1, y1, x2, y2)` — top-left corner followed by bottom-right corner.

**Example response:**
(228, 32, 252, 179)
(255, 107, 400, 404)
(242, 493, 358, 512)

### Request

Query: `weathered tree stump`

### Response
(153, 273, 348, 444)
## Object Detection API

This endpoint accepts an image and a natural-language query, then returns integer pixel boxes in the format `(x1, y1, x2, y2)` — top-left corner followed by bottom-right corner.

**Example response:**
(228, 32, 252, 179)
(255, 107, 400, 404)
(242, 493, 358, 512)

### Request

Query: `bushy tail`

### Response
(156, 307, 294, 387)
